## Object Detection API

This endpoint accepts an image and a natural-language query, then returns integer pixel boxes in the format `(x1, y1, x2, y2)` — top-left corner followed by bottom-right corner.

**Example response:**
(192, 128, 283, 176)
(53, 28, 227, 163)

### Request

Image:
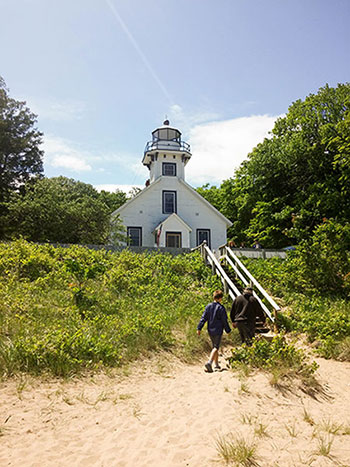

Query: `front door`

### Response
(166, 232, 182, 248)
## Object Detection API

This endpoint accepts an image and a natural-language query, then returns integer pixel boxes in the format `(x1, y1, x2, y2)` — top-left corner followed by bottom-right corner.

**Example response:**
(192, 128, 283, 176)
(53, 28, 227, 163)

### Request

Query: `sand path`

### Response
(1, 352, 350, 466)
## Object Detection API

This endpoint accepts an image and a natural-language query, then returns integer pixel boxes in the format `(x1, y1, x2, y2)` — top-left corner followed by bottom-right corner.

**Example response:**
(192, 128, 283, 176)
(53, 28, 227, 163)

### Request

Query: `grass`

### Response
(118, 393, 133, 401)
(314, 435, 334, 457)
(215, 433, 258, 466)
(229, 335, 319, 391)
(317, 418, 344, 435)
(238, 381, 250, 395)
(337, 337, 350, 361)
(132, 404, 142, 419)
(240, 413, 256, 425)
(242, 256, 350, 361)
(0, 240, 221, 377)
(303, 408, 315, 426)
(254, 422, 268, 438)
(284, 422, 298, 437)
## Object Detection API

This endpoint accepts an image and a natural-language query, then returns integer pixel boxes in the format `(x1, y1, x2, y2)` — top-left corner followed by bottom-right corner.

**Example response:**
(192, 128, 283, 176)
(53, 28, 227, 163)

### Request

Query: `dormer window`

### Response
(162, 162, 176, 176)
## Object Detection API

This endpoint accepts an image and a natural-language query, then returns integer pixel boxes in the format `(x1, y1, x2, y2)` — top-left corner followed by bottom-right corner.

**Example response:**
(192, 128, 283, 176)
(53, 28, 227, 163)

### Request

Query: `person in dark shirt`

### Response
(230, 287, 265, 345)
(197, 290, 231, 373)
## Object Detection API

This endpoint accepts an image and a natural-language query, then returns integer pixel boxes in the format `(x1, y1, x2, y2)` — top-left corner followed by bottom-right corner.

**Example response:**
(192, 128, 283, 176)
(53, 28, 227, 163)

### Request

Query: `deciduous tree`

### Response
(3, 176, 125, 245)
(0, 76, 43, 202)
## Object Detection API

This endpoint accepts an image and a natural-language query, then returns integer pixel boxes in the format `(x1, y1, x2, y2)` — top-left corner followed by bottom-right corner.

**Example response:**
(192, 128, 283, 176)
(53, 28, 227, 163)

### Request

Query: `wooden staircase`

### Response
(193, 242, 280, 333)
(220, 263, 271, 334)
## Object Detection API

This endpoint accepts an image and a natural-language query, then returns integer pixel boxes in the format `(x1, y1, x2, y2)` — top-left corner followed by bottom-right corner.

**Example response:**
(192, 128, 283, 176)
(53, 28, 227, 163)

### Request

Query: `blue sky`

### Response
(1, 0, 349, 193)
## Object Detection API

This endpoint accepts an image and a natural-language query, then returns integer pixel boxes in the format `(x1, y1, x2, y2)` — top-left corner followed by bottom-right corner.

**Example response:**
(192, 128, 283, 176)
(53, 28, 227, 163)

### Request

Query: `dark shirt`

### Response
(230, 293, 265, 324)
(197, 301, 231, 336)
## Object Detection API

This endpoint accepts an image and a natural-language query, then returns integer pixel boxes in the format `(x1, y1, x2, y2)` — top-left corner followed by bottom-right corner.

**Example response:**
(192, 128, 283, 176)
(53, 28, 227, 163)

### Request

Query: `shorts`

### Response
(209, 333, 222, 350)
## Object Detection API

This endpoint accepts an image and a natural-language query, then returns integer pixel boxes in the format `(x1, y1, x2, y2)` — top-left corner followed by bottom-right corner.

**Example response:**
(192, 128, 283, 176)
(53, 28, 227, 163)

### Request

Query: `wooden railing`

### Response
(193, 241, 241, 301)
(193, 242, 278, 323)
(219, 245, 280, 323)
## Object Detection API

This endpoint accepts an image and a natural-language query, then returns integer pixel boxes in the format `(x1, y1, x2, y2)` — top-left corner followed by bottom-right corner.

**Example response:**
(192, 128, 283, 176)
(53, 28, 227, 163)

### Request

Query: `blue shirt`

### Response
(197, 301, 231, 336)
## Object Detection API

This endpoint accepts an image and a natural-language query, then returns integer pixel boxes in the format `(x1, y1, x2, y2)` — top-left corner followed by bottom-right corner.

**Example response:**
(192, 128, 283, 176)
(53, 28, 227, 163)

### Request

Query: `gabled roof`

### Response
(178, 179, 232, 227)
(113, 176, 232, 228)
(112, 177, 161, 216)
(153, 213, 192, 233)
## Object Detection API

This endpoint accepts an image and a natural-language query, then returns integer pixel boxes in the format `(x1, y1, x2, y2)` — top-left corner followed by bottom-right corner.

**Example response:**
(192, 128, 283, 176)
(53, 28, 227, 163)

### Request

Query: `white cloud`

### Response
(42, 134, 148, 179)
(95, 184, 144, 193)
(43, 135, 92, 172)
(27, 97, 86, 122)
(168, 104, 220, 134)
(51, 155, 91, 172)
(185, 115, 281, 186)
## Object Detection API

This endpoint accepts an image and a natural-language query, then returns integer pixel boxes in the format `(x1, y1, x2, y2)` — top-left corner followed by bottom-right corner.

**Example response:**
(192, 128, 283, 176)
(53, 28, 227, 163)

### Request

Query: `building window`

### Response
(127, 227, 142, 246)
(166, 232, 182, 248)
(162, 162, 176, 176)
(197, 229, 211, 248)
(162, 191, 177, 214)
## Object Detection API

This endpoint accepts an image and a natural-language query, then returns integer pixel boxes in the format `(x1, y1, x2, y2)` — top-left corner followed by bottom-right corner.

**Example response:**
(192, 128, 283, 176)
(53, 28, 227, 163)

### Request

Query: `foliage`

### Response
(97, 189, 127, 212)
(0, 76, 44, 240)
(228, 335, 318, 386)
(286, 220, 350, 294)
(242, 231, 350, 360)
(196, 184, 223, 212)
(197, 83, 350, 247)
(0, 76, 44, 204)
(109, 213, 127, 246)
(215, 433, 258, 466)
(2, 176, 127, 244)
(0, 239, 220, 376)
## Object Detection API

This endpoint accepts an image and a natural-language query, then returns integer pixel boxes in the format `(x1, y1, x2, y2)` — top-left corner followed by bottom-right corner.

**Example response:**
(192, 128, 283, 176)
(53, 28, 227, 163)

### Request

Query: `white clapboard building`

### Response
(114, 120, 232, 250)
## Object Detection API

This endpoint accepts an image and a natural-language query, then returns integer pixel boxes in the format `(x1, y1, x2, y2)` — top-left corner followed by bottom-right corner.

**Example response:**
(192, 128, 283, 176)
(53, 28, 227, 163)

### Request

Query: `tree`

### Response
(0, 76, 43, 202)
(98, 189, 128, 212)
(3, 176, 125, 245)
(196, 184, 223, 211)
(209, 83, 350, 247)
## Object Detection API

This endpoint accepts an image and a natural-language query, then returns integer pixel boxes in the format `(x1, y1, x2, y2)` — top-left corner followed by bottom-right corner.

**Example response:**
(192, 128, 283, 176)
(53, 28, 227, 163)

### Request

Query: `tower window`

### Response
(162, 163, 176, 176)
(162, 191, 177, 214)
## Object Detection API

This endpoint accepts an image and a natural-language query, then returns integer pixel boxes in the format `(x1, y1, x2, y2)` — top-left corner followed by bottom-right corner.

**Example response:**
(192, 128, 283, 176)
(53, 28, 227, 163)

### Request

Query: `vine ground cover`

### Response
(242, 254, 350, 360)
(0, 240, 221, 377)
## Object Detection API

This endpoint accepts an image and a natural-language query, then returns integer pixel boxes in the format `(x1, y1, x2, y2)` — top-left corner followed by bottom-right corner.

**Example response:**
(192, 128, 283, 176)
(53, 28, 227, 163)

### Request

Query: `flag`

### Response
(156, 223, 163, 247)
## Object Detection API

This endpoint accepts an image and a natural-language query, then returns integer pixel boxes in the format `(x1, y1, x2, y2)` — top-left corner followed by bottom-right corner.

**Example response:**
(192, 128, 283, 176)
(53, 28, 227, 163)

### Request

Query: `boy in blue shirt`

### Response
(197, 290, 231, 373)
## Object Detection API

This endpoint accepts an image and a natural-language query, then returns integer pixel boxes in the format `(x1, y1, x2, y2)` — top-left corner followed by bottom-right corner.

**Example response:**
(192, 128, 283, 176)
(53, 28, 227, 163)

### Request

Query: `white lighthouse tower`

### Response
(142, 119, 191, 183)
(113, 120, 232, 249)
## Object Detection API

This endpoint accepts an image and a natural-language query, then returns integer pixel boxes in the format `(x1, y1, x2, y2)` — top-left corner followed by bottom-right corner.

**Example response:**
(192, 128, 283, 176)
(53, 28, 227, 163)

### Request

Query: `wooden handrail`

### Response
(225, 246, 280, 312)
(203, 244, 241, 297)
(193, 242, 278, 322)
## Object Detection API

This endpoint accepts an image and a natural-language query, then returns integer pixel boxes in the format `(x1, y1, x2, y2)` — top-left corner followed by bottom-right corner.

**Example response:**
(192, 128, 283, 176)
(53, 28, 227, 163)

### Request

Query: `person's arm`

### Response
(222, 306, 231, 333)
(197, 307, 208, 335)
(253, 297, 266, 323)
(230, 300, 237, 326)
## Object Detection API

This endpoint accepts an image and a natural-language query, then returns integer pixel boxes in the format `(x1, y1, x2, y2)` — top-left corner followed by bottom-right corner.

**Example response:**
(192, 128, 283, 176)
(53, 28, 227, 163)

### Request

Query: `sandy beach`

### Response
(1, 350, 350, 467)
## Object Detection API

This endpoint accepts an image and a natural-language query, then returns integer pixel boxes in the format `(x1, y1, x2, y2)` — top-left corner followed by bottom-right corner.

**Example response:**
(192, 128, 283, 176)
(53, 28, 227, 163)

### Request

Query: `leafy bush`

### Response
(228, 335, 318, 385)
(286, 220, 350, 295)
(243, 229, 350, 360)
(0, 240, 221, 376)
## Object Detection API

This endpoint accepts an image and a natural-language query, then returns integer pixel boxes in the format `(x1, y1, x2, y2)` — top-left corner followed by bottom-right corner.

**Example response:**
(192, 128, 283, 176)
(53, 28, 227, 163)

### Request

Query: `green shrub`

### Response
(0, 240, 221, 376)
(243, 237, 350, 360)
(228, 335, 318, 385)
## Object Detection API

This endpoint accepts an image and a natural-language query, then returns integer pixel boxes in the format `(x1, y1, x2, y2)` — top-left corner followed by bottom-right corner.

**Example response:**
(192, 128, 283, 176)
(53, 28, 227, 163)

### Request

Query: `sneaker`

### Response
(205, 362, 213, 373)
(214, 365, 221, 371)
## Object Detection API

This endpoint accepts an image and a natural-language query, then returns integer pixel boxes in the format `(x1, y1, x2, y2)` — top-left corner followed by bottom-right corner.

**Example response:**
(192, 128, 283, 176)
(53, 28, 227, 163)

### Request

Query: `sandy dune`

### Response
(1, 351, 350, 466)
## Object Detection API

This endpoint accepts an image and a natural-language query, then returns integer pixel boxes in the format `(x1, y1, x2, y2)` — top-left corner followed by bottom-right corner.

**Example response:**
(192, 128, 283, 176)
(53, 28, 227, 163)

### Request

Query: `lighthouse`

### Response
(142, 119, 191, 183)
(113, 121, 232, 249)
